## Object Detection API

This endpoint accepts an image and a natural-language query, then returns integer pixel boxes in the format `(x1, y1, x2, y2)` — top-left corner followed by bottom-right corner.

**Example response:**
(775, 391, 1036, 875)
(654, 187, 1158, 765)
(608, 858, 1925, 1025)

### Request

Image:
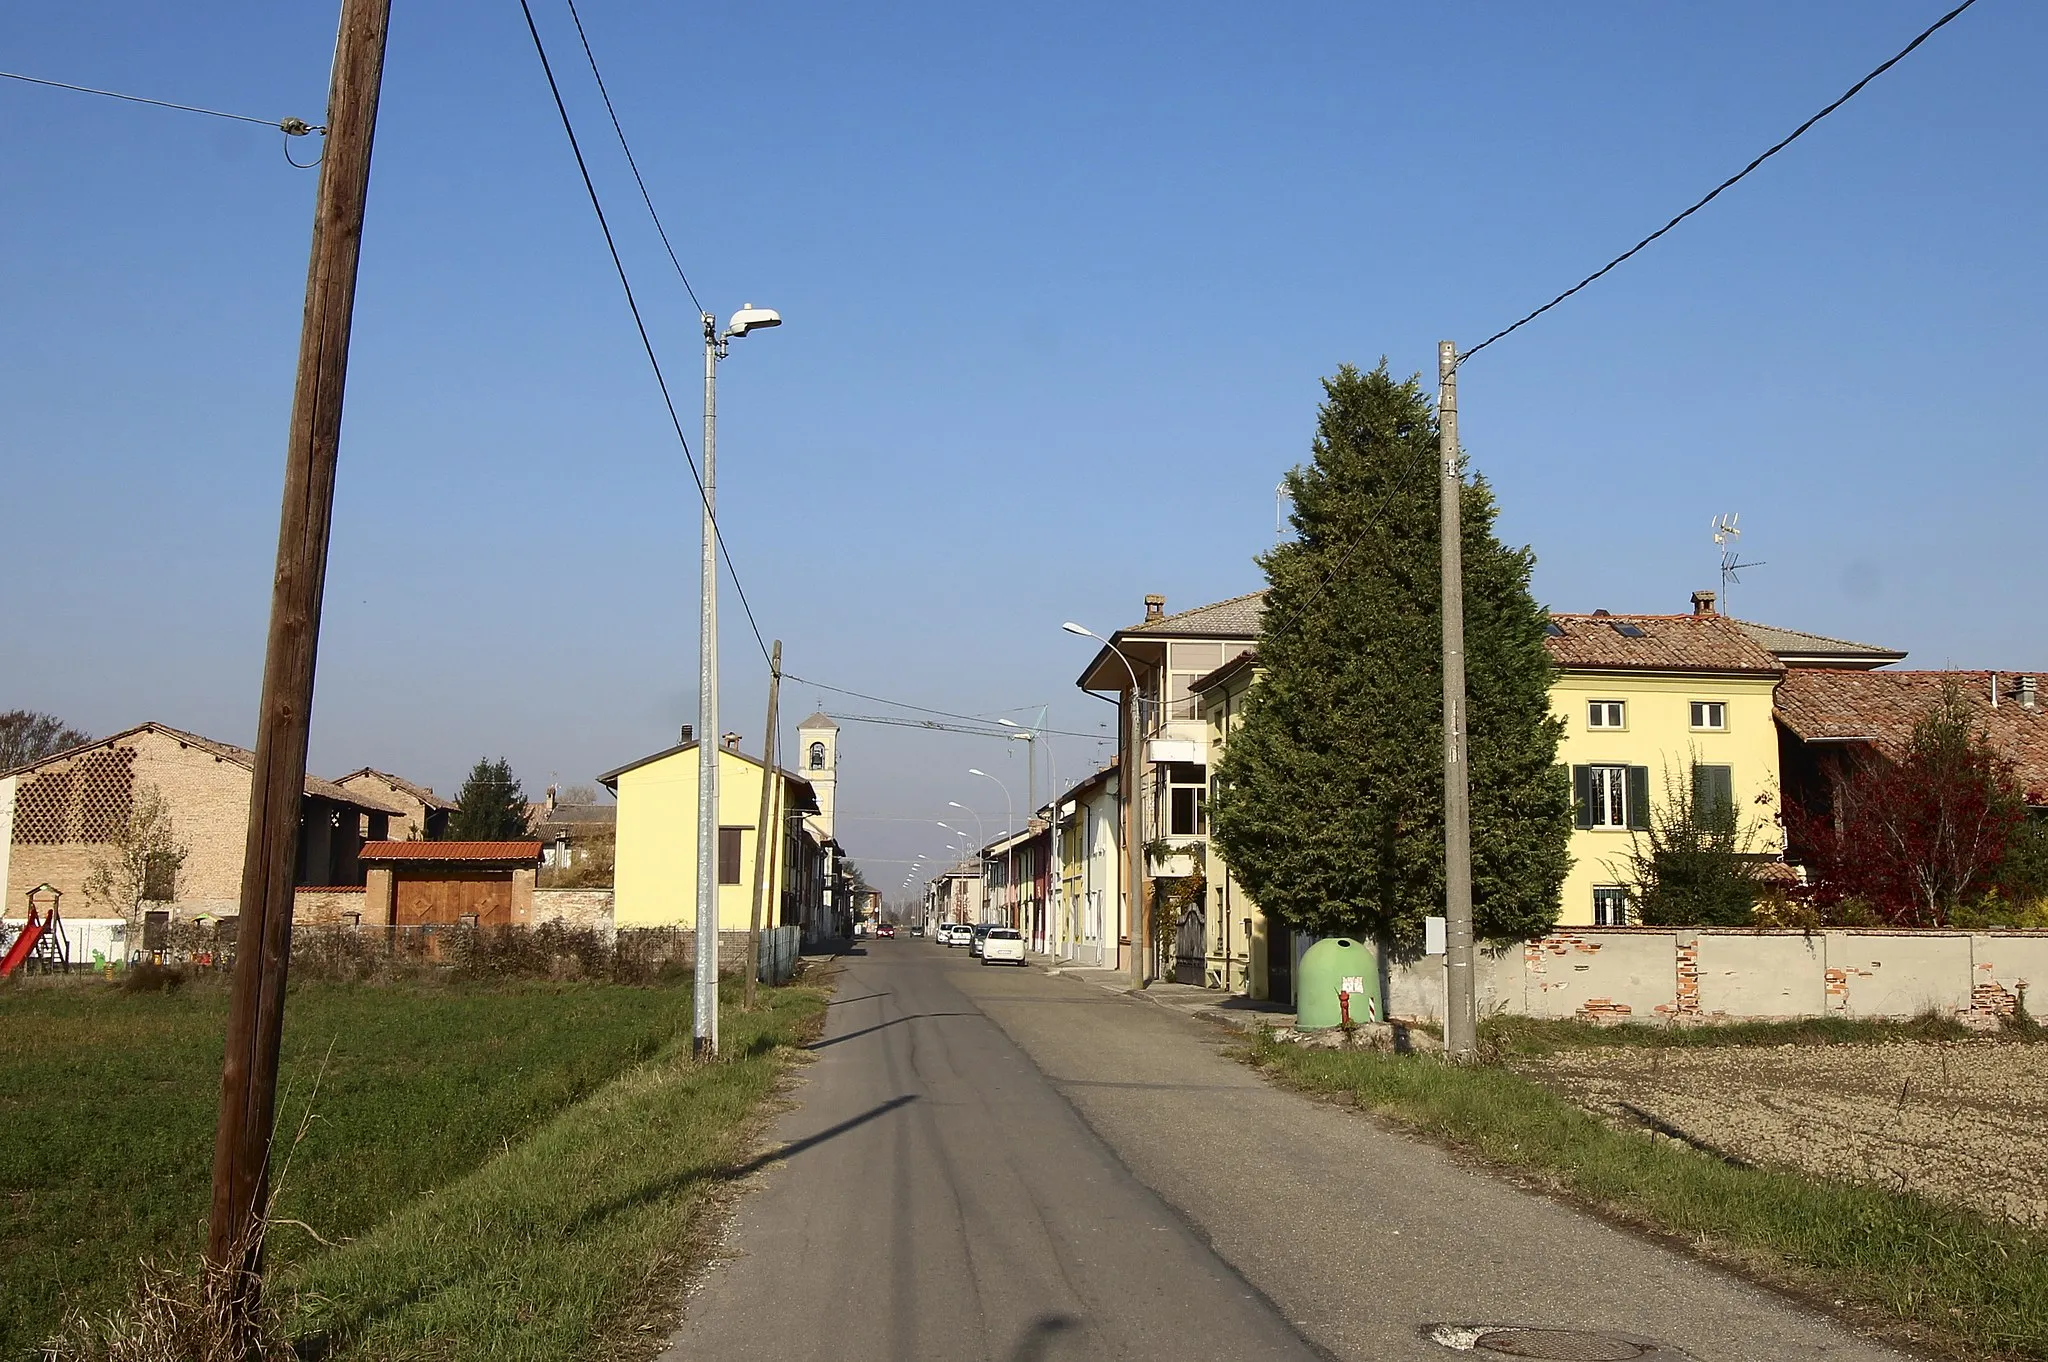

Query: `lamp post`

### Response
(968, 768, 1015, 930)
(1063, 620, 1152, 988)
(695, 302, 781, 1060)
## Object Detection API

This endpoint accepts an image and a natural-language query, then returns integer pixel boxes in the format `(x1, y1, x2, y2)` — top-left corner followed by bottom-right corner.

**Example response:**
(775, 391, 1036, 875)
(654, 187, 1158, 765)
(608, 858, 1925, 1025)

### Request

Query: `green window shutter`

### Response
(1626, 766, 1652, 830)
(1572, 765, 1593, 829)
(1693, 764, 1734, 829)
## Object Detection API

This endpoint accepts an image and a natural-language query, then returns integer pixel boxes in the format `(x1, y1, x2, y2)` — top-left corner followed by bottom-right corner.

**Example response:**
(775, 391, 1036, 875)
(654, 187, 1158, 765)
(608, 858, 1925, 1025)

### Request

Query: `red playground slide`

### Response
(0, 911, 50, 978)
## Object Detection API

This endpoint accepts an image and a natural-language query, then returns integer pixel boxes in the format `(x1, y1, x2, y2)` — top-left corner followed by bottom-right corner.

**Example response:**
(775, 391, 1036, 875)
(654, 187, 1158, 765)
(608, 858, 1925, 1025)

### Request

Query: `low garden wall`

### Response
(1387, 927, 2048, 1026)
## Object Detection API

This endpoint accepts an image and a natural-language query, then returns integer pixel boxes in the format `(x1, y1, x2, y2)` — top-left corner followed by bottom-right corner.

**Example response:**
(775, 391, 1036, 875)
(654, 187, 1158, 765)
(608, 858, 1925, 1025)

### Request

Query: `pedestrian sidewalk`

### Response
(956, 960, 1915, 1362)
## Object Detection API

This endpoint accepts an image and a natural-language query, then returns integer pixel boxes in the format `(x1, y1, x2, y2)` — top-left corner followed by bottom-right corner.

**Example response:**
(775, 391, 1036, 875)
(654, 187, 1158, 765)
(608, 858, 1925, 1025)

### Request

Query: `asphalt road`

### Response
(663, 941, 1918, 1362)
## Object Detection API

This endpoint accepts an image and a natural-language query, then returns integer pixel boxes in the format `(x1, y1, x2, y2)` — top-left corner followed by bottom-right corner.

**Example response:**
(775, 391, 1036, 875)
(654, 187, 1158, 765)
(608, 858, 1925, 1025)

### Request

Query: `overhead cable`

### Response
(560, 0, 708, 316)
(1460, 0, 1981, 364)
(515, 0, 773, 665)
(0, 68, 325, 135)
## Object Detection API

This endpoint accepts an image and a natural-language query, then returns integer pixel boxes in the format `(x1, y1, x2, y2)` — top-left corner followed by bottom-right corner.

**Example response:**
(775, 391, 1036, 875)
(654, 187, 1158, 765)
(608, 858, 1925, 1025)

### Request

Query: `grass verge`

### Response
(1473, 1011, 1999, 1057)
(286, 979, 825, 1360)
(1246, 1031, 2048, 1360)
(1, 976, 707, 1360)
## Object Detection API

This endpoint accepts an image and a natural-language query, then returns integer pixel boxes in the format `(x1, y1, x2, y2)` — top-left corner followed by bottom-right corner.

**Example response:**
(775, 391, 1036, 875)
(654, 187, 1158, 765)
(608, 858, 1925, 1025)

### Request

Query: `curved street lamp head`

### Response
(997, 718, 1020, 728)
(968, 768, 986, 778)
(726, 303, 782, 338)
(1060, 621, 1098, 639)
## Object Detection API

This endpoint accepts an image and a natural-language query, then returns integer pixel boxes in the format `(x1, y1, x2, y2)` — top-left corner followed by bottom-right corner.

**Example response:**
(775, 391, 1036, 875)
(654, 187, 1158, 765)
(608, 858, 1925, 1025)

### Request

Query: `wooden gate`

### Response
(393, 868, 513, 926)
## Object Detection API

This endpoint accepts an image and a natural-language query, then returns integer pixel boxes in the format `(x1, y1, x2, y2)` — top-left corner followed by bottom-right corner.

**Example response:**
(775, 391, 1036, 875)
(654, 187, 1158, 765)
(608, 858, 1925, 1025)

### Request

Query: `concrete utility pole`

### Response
(1439, 340, 1477, 1059)
(696, 312, 723, 1058)
(208, 0, 389, 1334)
(1127, 682, 1149, 988)
(744, 640, 782, 1010)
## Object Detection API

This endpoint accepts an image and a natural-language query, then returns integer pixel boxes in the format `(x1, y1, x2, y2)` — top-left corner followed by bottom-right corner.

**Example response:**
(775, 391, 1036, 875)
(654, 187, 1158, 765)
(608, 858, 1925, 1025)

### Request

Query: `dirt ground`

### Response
(1520, 1040, 2048, 1227)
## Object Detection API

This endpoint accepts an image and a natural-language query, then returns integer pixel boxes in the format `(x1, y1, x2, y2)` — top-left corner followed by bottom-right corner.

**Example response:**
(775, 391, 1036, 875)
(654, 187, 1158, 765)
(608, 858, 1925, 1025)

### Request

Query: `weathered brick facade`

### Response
(2, 723, 406, 926)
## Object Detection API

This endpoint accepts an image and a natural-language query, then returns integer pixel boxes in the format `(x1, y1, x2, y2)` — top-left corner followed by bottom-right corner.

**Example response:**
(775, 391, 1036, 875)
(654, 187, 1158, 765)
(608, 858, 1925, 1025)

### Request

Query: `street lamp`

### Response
(1063, 619, 1152, 988)
(695, 302, 782, 1060)
(969, 768, 1015, 930)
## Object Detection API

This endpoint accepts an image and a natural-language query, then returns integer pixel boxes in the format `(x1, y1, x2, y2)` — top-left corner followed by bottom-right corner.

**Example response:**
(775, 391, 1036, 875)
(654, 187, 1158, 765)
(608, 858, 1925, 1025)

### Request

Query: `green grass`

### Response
(1248, 1033, 2048, 1359)
(1475, 1011, 1992, 1057)
(287, 983, 824, 1359)
(0, 975, 712, 1360)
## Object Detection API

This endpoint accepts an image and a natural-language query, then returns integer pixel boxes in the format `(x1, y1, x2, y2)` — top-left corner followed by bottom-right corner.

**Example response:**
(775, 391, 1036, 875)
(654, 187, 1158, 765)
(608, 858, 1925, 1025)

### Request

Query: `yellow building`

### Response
(1193, 650, 1279, 997)
(599, 736, 822, 930)
(1545, 594, 1785, 925)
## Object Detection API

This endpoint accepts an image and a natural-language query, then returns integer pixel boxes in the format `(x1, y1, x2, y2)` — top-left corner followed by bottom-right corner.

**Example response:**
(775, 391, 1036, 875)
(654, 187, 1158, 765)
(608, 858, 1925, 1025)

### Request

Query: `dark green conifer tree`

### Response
(448, 757, 531, 841)
(1209, 363, 1570, 947)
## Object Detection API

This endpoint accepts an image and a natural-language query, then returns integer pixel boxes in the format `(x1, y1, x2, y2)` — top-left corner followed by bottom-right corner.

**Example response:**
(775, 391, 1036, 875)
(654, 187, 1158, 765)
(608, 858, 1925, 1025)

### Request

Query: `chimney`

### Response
(1144, 593, 1165, 621)
(2022, 676, 2039, 711)
(1691, 590, 1717, 616)
(722, 732, 742, 752)
(680, 724, 694, 744)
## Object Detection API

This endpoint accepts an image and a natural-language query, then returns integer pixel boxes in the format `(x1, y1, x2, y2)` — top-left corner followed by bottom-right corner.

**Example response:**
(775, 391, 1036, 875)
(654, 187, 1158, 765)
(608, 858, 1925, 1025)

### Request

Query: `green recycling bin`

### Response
(1295, 937, 1381, 1030)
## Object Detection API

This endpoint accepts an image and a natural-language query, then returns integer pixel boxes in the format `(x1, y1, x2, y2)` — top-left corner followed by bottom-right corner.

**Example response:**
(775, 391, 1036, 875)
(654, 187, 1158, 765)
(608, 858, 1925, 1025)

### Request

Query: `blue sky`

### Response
(3, 1, 2042, 895)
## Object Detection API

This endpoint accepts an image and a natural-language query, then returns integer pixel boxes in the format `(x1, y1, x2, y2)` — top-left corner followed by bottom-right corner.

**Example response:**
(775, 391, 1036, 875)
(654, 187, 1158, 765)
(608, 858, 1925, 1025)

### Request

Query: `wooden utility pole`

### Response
(1438, 340, 1477, 1059)
(744, 640, 782, 1009)
(207, 0, 390, 1330)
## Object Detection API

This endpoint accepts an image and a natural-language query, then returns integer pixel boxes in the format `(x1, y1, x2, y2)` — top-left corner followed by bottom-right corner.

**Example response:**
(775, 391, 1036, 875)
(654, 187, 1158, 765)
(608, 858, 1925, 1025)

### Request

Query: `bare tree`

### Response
(83, 783, 191, 924)
(0, 710, 90, 771)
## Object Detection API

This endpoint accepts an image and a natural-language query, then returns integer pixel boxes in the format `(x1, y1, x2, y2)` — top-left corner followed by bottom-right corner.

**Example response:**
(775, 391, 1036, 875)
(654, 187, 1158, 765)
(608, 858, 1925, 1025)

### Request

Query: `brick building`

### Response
(335, 767, 456, 841)
(0, 722, 408, 921)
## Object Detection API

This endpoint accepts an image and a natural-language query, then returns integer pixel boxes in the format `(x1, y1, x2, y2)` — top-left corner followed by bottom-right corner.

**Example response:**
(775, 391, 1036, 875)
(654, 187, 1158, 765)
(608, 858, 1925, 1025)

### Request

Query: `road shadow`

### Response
(1007, 1313, 1081, 1362)
(560, 1093, 919, 1235)
(808, 1012, 980, 1051)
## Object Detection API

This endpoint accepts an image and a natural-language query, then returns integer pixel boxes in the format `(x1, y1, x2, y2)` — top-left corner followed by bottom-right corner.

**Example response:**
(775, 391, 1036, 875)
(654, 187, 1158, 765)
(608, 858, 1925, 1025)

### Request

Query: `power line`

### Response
(0, 68, 325, 135)
(1459, 0, 1981, 364)
(515, 0, 773, 665)
(782, 674, 1075, 731)
(559, 0, 707, 316)
(832, 712, 1111, 742)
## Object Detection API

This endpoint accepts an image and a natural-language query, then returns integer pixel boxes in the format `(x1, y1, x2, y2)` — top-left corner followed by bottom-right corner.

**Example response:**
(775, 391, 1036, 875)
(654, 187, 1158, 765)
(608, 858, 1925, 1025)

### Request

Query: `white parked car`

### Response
(938, 923, 966, 946)
(980, 926, 1026, 966)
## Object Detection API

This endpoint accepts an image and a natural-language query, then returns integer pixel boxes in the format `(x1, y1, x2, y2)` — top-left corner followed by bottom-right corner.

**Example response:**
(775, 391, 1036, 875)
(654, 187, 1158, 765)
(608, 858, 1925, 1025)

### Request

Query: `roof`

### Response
(594, 740, 821, 812)
(1775, 669, 2048, 803)
(1120, 590, 1267, 639)
(1054, 763, 1118, 809)
(1729, 619, 1905, 669)
(0, 722, 409, 814)
(1543, 613, 1784, 676)
(335, 767, 458, 812)
(359, 840, 543, 863)
(796, 712, 839, 731)
(535, 802, 616, 830)
(1190, 649, 1259, 695)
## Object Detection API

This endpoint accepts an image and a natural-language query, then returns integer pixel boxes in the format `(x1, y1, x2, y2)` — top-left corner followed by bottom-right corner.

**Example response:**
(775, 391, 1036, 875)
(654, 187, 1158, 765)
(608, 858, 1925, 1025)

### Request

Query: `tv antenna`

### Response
(1711, 514, 1765, 605)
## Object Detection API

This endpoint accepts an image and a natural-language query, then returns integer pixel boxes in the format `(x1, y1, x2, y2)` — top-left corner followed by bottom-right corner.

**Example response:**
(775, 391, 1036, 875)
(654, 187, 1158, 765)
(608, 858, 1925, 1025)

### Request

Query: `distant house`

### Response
(0, 722, 407, 923)
(1777, 667, 2048, 868)
(1545, 593, 1790, 926)
(1050, 764, 1120, 969)
(335, 767, 455, 841)
(531, 795, 617, 872)
(599, 734, 825, 935)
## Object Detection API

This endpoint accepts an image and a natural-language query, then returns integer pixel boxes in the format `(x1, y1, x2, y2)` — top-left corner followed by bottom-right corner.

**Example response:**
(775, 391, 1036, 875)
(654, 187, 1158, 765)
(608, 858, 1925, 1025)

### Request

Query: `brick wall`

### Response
(1387, 927, 2048, 1027)
(5, 728, 255, 915)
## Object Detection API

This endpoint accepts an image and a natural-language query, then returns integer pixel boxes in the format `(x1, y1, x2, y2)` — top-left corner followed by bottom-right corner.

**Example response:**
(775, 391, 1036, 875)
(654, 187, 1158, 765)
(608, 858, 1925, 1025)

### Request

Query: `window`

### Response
(141, 852, 178, 903)
(1165, 762, 1207, 836)
(808, 741, 827, 770)
(718, 827, 745, 885)
(1690, 700, 1727, 731)
(1592, 886, 1629, 926)
(1573, 764, 1648, 830)
(1165, 642, 1225, 721)
(1691, 764, 1735, 831)
(1587, 700, 1625, 729)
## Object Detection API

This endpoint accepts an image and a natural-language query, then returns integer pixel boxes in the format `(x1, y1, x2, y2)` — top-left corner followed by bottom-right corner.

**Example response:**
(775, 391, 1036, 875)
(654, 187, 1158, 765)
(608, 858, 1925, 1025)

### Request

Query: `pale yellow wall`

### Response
(612, 747, 792, 929)
(1550, 671, 1782, 926)
(1202, 667, 1266, 994)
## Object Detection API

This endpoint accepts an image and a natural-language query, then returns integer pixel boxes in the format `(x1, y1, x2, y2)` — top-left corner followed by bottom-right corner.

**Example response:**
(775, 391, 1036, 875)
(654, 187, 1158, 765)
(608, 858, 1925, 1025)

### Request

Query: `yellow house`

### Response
(1545, 593, 1785, 925)
(599, 736, 822, 930)
(1193, 649, 1280, 998)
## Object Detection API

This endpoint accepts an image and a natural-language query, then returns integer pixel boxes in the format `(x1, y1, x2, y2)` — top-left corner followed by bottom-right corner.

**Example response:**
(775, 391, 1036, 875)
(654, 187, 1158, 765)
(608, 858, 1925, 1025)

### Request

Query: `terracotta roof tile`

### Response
(1120, 590, 1267, 639)
(1544, 613, 1783, 676)
(1776, 669, 2048, 804)
(358, 840, 543, 862)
